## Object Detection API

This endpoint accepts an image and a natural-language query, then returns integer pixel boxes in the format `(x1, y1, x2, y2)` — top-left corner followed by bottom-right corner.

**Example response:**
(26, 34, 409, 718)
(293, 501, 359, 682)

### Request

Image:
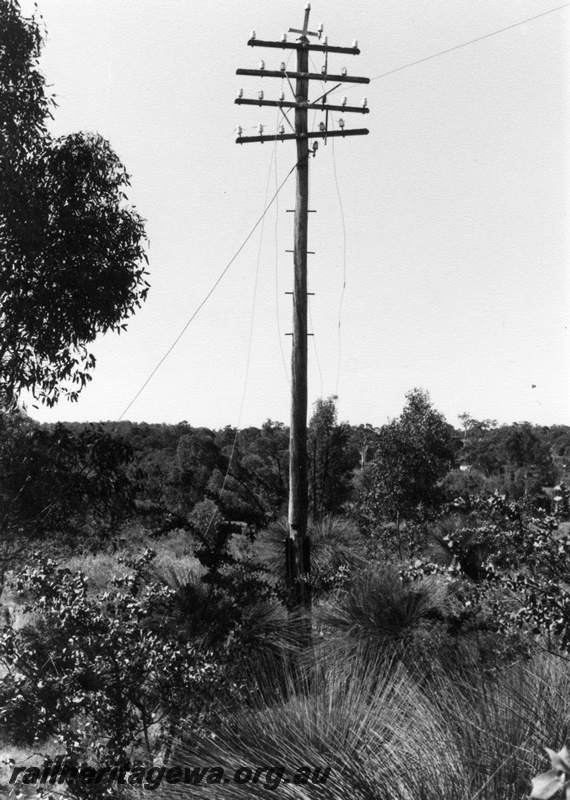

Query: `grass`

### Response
(162, 647, 569, 800)
(253, 514, 366, 593)
(0, 739, 61, 799)
(1, 519, 567, 799)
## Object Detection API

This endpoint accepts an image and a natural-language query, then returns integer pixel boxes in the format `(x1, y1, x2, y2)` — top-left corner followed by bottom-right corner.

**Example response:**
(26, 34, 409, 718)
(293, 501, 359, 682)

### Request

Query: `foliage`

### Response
(0, 551, 222, 769)
(458, 415, 555, 494)
(308, 396, 359, 517)
(315, 564, 448, 658)
(171, 646, 568, 800)
(359, 389, 457, 541)
(404, 494, 570, 657)
(254, 515, 365, 599)
(0, 0, 148, 408)
(0, 411, 136, 587)
(163, 428, 220, 515)
(531, 745, 570, 799)
(211, 422, 290, 526)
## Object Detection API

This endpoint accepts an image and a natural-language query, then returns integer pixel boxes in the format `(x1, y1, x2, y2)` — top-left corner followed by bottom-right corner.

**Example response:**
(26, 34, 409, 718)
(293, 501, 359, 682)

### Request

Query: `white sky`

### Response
(18, 0, 570, 429)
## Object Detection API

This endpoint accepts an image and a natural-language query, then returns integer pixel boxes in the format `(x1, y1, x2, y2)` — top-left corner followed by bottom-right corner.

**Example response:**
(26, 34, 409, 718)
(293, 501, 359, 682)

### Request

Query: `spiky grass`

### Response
(158, 646, 570, 800)
(253, 514, 366, 591)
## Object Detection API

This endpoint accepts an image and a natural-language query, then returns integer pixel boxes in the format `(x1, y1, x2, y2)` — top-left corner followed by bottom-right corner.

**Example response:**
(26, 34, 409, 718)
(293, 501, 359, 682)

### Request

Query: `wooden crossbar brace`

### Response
(235, 98, 369, 114)
(247, 39, 360, 55)
(236, 68, 370, 84)
(236, 128, 368, 144)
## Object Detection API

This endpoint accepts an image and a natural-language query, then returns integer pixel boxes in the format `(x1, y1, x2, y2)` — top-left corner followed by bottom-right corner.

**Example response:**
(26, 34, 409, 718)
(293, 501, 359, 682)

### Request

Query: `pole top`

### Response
(289, 4, 320, 40)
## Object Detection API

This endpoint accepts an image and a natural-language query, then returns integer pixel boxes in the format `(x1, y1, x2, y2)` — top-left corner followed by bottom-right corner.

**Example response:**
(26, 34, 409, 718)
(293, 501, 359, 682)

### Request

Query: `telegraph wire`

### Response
(301, 91, 325, 401)
(117, 157, 300, 422)
(369, 3, 570, 83)
(306, 55, 343, 401)
(215, 127, 282, 509)
(274, 70, 292, 389)
(308, 295, 324, 399)
(305, 57, 349, 400)
(118, 4, 570, 422)
(330, 116, 348, 397)
(329, 3, 570, 102)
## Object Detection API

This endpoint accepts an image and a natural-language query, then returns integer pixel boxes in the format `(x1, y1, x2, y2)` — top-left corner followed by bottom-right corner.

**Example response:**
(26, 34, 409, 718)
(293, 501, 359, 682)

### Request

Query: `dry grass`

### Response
(0, 740, 61, 798)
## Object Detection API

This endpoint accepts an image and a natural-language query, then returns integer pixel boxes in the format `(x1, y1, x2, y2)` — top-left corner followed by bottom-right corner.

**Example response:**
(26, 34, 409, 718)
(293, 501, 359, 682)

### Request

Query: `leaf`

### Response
(530, 770, 565, 799)
(546, 746, 570, 774)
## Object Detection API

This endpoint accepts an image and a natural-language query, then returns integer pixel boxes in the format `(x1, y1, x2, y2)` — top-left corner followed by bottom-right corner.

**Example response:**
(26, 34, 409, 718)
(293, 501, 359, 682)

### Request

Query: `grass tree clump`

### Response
(162, 651, 570, 800)
(254, 514, 366, 598)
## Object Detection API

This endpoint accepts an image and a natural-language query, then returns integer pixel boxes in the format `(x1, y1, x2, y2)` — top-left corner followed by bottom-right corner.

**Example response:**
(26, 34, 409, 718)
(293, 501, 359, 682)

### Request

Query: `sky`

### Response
(16, 0, 570, 430)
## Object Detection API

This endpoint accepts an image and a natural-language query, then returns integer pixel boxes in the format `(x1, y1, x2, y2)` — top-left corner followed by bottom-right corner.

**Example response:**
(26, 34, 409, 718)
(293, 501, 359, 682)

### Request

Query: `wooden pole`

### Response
(235, 5, 369, 613)
(287, 18, 311, 611)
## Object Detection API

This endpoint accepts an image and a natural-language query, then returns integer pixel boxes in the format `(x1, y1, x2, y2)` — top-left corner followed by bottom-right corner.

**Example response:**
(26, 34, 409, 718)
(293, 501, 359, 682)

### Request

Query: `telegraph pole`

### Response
(235, 5, 369, 611)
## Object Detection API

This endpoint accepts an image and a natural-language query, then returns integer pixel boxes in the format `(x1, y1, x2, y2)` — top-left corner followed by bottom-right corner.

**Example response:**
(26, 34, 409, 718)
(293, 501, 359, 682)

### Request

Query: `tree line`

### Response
(1, 390, 568, 579)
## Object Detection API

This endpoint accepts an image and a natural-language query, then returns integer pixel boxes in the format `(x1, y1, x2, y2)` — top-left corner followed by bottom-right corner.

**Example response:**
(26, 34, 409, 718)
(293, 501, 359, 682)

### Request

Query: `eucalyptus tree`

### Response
(0, 0, 148, 409)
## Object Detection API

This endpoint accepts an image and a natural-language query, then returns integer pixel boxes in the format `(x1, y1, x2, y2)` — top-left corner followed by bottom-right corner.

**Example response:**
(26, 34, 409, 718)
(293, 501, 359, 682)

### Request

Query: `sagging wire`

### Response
(274, 119, 291, 389)
(321, 3, 570, 104)
(116, 158, 299, 424)
(308, 294, 324, 399)
(275, 58, 293, 388)
(308, 57, 346, 399)
(329, 114, 348, 396)
(214, 115, 283, 519)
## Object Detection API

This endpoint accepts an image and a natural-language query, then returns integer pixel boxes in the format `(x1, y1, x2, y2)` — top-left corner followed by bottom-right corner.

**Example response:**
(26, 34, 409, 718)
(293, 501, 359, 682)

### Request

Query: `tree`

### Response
(362, 389, 457, 541)
(0, 552, 222, 771)
(408, 494, 570, 659)
(458, 418, 554, 497)
(0, 412, 136, 590)
(308, 396, 359, 517)
(168, 429, 220, 513)
(209, 424, 289, 527)
(0, 1, 148, 408)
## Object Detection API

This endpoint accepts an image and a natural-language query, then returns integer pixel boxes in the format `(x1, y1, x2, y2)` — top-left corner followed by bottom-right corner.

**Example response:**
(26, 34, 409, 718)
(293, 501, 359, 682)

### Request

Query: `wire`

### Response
(274, 124, 291, 388)
(215, 130, 281, 511)
(330, 115, 347, 397)
(326, 3, 570, 102)
(368, 3, 570, 84)
(308, 295, 324, 398)
(301, 84, 325, 401)
(116, 158, 300, 422)
(273, 71, 292, 389)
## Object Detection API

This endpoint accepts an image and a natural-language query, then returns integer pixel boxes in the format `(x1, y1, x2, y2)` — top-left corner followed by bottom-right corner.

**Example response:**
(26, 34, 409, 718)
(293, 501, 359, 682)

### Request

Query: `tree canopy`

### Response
(308, 396, 358, 517)
(0, 0, 148, 409)
(364, 389, 458, 527)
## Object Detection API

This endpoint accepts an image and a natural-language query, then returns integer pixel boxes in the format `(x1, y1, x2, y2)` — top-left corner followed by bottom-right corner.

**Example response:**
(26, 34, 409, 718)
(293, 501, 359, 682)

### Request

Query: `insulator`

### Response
(237, 88, 243, 99)
(280, 61, 286, 71)
(279, 125, 285, 135)
(282, 33, 287, 42)
(323, 36, 328, 46)
(321, 66, 326, 75)
(237, 126, 243, 136)
(362, 97, 368, 108)
(251, 30, 256, 39)
(279, 90, 285, 101)
(338, 118, 345, 129)
(259, 60, 265, 70)
(258, 90, 264, 101)
(305, 3, 310, 10)
(352, 39, 358, 48)
(317, 23, 324, 38)
(341, 96, 347, 106)
(341, 67, 347, 76)
(319, 121, 326, 132)
(313, 141, 319, 151)
(258, 124, 264, 134)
